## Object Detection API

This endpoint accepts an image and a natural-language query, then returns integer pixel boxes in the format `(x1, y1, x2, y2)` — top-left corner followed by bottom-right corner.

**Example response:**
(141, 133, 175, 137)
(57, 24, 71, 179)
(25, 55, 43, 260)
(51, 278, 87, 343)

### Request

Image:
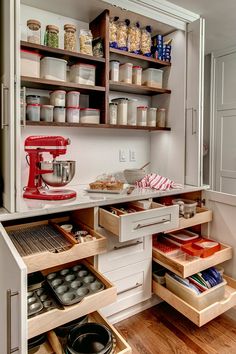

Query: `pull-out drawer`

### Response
(153, 240, 233, 278)
(99, 201, 179, 242)
(28, 260, 116, 339)
(153, 274, 236, 327)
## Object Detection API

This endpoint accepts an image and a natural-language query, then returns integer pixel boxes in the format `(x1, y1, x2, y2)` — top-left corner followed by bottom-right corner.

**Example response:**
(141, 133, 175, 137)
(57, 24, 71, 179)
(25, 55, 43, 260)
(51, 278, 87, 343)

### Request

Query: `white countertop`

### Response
(0, 184, 209, 222)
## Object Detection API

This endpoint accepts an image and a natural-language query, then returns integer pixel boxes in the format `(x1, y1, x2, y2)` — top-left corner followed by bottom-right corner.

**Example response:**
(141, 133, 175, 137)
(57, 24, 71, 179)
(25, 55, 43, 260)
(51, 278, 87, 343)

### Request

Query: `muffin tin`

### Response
(28, 286, 59, 318)
(46, 264, 105, 306)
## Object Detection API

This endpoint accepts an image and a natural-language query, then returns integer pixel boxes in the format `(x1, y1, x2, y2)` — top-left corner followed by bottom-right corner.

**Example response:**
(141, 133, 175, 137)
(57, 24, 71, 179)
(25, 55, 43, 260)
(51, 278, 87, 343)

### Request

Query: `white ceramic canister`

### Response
(53, 106, 66, 122)
(66, 107, 80, 123)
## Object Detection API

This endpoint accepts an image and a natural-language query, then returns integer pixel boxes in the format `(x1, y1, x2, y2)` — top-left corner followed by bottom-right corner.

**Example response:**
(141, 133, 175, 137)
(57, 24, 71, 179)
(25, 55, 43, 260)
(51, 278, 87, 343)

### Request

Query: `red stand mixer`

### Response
(23, 136, 77, 200)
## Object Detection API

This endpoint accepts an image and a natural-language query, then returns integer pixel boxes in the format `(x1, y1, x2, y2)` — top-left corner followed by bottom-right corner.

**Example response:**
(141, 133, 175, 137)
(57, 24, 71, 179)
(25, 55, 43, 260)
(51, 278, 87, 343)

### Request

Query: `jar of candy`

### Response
(45, 25, 59, 48)
(64, 24, 76, 52)
(27, 19, 41, 44)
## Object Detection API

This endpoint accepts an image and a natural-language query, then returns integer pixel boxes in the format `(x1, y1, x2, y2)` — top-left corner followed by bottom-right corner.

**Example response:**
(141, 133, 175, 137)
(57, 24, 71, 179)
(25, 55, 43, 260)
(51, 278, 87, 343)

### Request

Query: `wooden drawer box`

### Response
(99, 202, 179, 242)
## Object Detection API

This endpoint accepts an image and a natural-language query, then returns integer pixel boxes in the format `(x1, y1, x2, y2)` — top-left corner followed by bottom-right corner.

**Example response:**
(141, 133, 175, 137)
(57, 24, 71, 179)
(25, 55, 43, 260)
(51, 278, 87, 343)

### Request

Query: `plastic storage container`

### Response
(27, 19, 41, 44)
(79, 29, 93, 55)
(53, 107, 66, 123)
(70, 63, 95, 86)
(109, 103, 117, 124)
(50, 90, 66, 107)
(142, 68, 163, 88)
(119, 63, 133, 84)
(66, 91, 80, 108)
(40, 57, 67, 81)
(172, 199, 198, 218)
(165, 273, 226, 311)
(26, 95, 40, 105)
(137, 106, 147, 126)
(111, 98, 128, 125)
(26, 104, 40, 121)
(127, 99, 138, 125)
(41, 105, 54, 122)
(147, 107, 157, 127)
(21, 49, 41, 78)
(132, 66, 142, 85)
(66, 108, 80, 123)
(80, 108, 100, 124)
(109, 61, 120, 82)
(157, 108, 166, 127)
(64, 24, 77, 52)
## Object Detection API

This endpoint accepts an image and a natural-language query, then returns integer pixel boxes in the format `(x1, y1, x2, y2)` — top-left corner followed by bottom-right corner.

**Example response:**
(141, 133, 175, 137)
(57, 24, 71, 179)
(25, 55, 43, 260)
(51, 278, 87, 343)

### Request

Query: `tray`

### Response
(28, 286, 60, 318)
(85, 188, 127, 194)
(46, 263, 105, 306)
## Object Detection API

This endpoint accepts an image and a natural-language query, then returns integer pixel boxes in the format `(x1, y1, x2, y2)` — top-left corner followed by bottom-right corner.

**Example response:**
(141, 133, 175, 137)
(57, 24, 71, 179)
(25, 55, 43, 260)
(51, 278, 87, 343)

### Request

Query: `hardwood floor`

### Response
(115, 303, 236, 354)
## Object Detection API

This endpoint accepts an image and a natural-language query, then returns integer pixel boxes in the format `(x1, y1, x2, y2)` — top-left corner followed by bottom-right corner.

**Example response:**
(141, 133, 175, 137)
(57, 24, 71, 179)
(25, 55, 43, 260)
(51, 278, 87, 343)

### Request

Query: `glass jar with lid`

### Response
(64, 24, 77, 52)
(45, 25, 59, 48)
(27, 19, 41, 44)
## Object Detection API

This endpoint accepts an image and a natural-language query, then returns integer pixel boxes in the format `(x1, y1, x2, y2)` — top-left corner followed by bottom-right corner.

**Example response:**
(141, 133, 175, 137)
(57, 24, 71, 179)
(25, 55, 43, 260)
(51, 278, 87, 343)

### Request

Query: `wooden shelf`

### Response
(25, 121, 171, 131)
(152, 242, 232, 278)
(110, 48, 171, 68)
(21, 40, 105, 64)
(21, 76, 105, 94)
(109, 81, 171, 95)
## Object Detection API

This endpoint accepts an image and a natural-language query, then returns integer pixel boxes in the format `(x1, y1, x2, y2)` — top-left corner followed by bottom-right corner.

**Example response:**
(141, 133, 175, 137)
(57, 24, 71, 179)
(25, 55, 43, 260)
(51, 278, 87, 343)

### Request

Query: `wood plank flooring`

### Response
(115, 303, 236, 354)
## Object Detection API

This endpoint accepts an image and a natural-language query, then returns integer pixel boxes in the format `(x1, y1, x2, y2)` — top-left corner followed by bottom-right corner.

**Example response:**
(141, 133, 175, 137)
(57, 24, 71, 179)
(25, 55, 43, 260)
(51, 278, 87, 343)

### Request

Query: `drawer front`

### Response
(101, 260, 152, 317)
(98, 232, 152, 272)
(99, 203, 179, 242)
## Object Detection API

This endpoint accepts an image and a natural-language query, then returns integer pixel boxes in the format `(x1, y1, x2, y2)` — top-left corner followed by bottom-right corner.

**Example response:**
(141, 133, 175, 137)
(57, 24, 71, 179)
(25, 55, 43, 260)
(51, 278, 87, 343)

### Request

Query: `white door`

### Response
(185, 18, 205, 186)
(0, 0, 17, 212)
(0, 224, 27, 354)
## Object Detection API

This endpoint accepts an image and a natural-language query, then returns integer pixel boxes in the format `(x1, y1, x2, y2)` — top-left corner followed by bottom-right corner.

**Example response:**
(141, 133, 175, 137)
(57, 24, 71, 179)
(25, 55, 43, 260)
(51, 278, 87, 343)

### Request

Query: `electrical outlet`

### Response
(119, 149, 127, 162)
(129, 149, 136, 162)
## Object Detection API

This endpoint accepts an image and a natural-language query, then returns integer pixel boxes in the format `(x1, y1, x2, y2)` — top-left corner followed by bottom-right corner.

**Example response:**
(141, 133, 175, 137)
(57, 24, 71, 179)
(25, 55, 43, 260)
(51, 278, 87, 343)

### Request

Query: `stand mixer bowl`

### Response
(40, 160, 76, 187)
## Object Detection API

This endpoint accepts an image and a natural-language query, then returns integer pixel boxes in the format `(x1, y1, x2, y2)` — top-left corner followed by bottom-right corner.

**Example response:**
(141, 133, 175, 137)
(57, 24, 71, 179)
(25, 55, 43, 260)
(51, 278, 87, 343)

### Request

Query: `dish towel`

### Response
(136, 173, 183, 191)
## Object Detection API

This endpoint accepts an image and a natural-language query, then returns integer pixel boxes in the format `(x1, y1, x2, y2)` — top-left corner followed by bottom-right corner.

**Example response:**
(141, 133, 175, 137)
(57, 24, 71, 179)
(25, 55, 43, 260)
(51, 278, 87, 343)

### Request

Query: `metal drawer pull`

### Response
(134, 218, 170, 230)
(7, 289, 19, 354)
(117, 282, 142, 295)
(1, 83, 9, 129)
(114, 240, 143, 250)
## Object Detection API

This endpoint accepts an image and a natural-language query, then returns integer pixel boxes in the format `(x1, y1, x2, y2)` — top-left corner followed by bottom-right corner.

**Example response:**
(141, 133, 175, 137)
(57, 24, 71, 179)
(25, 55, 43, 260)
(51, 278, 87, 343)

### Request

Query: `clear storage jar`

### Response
(26, 104, 40, 121)
(40, 57, 67, 81)
(64, 24, 77, 52)
(142, 68, 163, 88)
(70, 63, 96, 86)
(66, 107, 80, 123)
(127, 99, 138, 125)
(109, 103, 117, 124)
(54, 107, 66, 122)
(26, 95, 40, 104)
(45, 25, 59, 48)
(157, 108, 166, 127)
(50, 90, 66, 107)
(132, 66, 142, 85)
(27, 19, 41, 44)
(41, 105, 54, 122)
(119, 63, 133, 84)
(110, 61, 120, 82)
(66, 91, 80, 108)
(111, 98, 128, 125)
(80, 108, 100, 124)
(147, 107, 157, 127)
(21, 49, 41, 78)
(137, 106, 147, 126)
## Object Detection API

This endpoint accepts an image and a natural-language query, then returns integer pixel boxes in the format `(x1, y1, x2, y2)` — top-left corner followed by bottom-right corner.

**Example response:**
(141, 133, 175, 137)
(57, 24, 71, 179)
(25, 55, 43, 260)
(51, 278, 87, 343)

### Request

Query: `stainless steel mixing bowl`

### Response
(40, 160, 76, 187)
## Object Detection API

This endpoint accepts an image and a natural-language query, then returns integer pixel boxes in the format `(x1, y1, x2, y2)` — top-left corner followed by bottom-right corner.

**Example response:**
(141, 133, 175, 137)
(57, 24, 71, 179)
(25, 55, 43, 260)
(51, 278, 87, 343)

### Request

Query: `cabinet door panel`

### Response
(185, 18, 205, 186)
(0, 224, 27, 354)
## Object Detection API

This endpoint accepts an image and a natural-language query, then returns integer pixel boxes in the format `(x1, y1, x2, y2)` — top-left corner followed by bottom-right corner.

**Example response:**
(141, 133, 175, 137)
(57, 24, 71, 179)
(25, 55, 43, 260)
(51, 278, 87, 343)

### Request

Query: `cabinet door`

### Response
(185, 18, 205, 186)
(0, 224, 27, 354)
(0, 0, 17, 212)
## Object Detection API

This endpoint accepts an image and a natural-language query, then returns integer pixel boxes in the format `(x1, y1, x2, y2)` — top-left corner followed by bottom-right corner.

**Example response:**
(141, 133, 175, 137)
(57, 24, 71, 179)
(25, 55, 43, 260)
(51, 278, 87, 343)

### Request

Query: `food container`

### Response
(153, 269, 166, 285)
(45, 25, 59, 48)
(147, 107, 157, 127)
(53, 107, 66, 123)
(67, 91, 80, 108)
(124, 169, 146, 184)
(79, 29, 93, 55)
(117, 20, 129, 50)
(132, 66, 142, 85)
(109, 60, 120, 82)
(41, 105, 54, 122)
(127, 99, 138, 125)
(172, 198, 197, 218)
(40, 57, 67, 81)
(64, 24, 77, 52)
(157, 108, 166, 127)
(26, 95, 40, 105)
(50, 90, 66, 107)
(21, 49, 41, 78)
(66, 107, 80, 123)
(109, 17, 118, 48)
(119, 63, 133, 84)
(111, 98, 128, 125)
(92, 37, 104, 58)
(137, 106, 147, 126)
(70, 63, 95, 86)
(26, 104, 40, 121)
(27, 19, 41, 44)
(109, 103, 117, 124)
(165, 273, 226, 311)
(166, 230, 199, 245)
(128, 22, 141, 53)
(80, 108, 100, 124)
(141, 26, 152, 56)
(142, 68, 163, 88)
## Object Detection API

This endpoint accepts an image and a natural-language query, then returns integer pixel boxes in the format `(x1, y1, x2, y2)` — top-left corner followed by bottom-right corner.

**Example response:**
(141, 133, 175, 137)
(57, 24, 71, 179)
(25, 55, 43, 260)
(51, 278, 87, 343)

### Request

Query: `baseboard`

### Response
(104, 295, 162, 324)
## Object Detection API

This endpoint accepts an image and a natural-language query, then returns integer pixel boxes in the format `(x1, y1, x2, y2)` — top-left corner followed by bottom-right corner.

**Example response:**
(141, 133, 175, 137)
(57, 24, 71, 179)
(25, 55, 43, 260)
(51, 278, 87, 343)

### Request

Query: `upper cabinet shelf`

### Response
(110, 48, 171, 68)
(21, 41, 105, 65)
(109, 81, 171, 96)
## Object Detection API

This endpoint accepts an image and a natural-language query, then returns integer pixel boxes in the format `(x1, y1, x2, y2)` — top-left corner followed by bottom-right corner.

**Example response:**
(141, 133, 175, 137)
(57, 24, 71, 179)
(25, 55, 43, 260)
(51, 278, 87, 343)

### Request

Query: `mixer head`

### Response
(24, 136, 71, 158)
